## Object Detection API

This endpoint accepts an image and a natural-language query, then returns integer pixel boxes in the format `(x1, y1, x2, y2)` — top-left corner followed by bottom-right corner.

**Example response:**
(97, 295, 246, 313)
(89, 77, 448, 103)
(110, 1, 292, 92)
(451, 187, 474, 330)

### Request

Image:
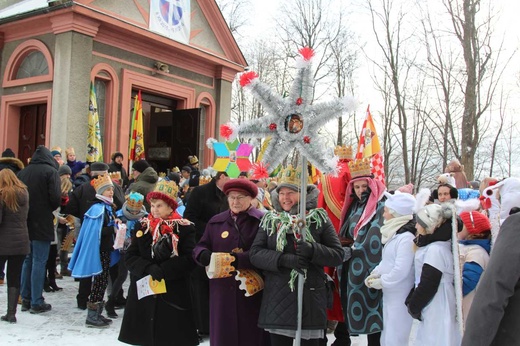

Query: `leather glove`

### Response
(364, 273, 381, 288)
(198, 250, 212, 266)
(145, 264, 164, 281)
(279, 253, 308, 274)
(295, 241, 314, 259)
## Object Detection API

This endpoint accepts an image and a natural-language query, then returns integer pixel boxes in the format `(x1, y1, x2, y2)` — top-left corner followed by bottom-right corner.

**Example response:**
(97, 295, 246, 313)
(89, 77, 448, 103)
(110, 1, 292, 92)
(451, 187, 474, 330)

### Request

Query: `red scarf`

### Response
(146, 211, 182, 238)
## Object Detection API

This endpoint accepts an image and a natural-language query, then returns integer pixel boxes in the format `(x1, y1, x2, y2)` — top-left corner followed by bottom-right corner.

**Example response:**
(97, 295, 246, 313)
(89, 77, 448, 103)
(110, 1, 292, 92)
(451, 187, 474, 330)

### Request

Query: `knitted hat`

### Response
(90, 174, 114, 195)
(181, 165, 192, 173)
(90, 162, 109, 172)
(416, 204, 451, 234)
(132, 160, 150, 173)
(396, 183, 414, 194)
(147, 180, 179, 210)
(58, 164, 72, 176)
(384, 191, 416, 216)
(111, 152, 123, 161)
(188, 155, 198, 165)
(460, 211, 491, 234)
(51, 150, 61, 157)
(223, 179, 258, 198)
(167, 172, 180, 185)
(126, 192, 144, 213)
(1, 148, 15, 158)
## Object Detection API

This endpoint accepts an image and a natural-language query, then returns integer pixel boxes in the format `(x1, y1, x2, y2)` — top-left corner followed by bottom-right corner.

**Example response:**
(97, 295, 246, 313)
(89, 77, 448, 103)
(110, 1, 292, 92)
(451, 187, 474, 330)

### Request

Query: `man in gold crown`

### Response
(250, 165, 343, 346)
(337, 159, 386, 345)
(118, 179, 199, 345)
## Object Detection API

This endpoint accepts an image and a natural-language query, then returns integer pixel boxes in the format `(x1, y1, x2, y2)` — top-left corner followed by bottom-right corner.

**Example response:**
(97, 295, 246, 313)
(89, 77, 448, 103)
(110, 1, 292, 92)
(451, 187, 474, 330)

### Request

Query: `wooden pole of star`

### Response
(295, 156, 308, 346)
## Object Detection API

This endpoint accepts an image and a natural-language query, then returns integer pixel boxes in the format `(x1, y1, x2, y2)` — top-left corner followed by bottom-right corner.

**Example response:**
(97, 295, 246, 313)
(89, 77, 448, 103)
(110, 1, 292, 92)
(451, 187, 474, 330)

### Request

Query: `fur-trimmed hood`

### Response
(270, 184, 319, 214)
(0, 157, 24, 173)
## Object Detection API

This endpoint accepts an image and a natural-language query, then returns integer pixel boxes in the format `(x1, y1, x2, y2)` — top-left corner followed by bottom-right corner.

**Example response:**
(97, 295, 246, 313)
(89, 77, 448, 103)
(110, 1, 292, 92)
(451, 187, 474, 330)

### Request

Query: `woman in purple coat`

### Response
(193, 179, 269, 346)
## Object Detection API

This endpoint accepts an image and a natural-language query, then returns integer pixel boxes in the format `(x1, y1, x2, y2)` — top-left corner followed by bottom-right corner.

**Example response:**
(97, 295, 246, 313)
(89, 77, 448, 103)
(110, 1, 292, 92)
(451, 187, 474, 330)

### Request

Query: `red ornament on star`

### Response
(303, 136, 311, 144)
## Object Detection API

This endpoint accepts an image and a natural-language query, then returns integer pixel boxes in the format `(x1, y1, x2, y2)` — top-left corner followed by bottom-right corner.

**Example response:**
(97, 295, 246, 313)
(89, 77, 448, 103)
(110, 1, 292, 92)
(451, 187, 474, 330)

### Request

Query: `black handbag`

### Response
(152, 234, 173, 262)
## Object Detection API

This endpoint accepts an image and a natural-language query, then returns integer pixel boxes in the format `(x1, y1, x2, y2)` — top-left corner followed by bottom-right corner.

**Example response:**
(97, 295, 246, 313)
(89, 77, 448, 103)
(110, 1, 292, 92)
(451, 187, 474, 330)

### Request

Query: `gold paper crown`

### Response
(154, 179, 179, 198)
(158, 172, 167, 178)
(126, 192, 144, 211)
(348, 158, 372, 178)
(199, 176, 212, 185)
(171, 166, 180, 173)
(108, 171, 121, 181)
(278, 164, 302, 186)
(188, 155, 198, 165)
(90, 174, 113, 192)
(334, 145, 353, 160)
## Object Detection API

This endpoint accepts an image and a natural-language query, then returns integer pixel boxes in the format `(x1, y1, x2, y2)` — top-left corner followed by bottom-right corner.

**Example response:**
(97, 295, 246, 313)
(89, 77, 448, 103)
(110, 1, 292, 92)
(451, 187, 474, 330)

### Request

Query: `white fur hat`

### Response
(416, 204, 447, 233)
(384, 191, 416, 216)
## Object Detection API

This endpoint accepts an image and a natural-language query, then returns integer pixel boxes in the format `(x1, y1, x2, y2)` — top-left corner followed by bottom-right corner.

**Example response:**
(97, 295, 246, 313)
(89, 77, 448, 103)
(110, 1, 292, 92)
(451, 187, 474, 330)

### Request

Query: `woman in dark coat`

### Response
(249, 166, 343, 346)
(118, 179, 199, 346)
(0, 168, 30, 323)
(193, 179, 268, 346)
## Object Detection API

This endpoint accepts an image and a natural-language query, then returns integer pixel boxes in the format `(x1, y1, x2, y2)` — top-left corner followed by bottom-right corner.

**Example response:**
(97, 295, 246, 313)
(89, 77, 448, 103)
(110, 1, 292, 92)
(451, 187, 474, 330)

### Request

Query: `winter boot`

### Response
(97, 301, 113, 324)
(1, 287, 19, 323)
(43, 277, 53, 293)
(21, 299, 31, 312)
(114, 288, 126, 309)
(48, 279, 63, 292)
(86, 302, 109, 328)
(105, 298, 118, 318)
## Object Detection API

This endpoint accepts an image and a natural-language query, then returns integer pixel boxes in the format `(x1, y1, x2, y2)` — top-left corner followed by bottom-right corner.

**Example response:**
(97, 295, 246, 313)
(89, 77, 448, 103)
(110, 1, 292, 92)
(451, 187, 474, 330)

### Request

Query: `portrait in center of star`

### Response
(285, 114, 304, 134)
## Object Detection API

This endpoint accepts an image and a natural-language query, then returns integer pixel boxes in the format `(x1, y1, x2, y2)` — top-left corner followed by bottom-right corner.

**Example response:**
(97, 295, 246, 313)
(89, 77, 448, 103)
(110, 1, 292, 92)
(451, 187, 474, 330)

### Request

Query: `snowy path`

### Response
(0, 274, 378, 345)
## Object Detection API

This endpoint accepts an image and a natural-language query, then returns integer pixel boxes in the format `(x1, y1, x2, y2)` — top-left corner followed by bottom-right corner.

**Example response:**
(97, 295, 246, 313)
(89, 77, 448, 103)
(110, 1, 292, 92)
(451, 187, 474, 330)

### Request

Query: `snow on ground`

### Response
(0, 272, 379, 345)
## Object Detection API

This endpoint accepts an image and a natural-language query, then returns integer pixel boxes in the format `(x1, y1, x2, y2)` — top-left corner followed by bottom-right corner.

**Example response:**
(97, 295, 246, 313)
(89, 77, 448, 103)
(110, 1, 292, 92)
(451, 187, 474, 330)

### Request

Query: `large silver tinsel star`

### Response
(236, 47, 357, 175)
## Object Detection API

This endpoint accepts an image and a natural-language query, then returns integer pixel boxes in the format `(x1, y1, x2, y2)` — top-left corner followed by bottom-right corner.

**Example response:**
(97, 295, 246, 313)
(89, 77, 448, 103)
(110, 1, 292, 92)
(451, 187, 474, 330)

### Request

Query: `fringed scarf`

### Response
(260, 208, 329, 291)
(140, 212, 192, 258)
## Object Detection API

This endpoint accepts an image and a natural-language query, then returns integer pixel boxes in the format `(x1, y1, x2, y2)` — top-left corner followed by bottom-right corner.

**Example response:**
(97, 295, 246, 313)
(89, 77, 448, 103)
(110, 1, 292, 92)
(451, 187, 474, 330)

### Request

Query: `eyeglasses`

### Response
(228, 195, 248, 202)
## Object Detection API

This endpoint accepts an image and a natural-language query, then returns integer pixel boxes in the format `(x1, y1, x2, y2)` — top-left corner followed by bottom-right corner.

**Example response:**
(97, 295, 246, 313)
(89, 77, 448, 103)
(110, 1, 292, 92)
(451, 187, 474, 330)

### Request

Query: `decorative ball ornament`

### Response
(237, 47, 358, 174)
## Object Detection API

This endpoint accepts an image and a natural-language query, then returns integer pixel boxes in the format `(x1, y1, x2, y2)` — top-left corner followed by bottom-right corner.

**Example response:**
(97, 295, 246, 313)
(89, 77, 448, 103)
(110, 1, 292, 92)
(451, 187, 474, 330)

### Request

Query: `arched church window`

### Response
(15, 51, 49, 79)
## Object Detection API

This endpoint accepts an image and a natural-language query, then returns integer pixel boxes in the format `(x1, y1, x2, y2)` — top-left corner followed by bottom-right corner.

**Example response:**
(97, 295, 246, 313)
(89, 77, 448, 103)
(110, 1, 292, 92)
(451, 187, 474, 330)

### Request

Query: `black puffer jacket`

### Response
(249, 185, 343, 330)
(17, 146, 61, 241)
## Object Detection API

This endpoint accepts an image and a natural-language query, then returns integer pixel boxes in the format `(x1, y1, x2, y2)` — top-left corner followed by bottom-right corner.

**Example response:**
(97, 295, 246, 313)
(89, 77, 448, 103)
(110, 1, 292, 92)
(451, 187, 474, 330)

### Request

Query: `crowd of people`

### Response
(1, 146, 520, 346)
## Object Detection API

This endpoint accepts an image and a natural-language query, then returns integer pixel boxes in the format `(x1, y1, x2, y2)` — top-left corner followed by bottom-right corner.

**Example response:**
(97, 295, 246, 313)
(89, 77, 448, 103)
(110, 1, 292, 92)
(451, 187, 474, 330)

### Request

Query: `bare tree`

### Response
(365, 0, 420, 184)
(215, 0, 252, 37)
(443, 0, 514, 180)
(328, 20, 359, 145)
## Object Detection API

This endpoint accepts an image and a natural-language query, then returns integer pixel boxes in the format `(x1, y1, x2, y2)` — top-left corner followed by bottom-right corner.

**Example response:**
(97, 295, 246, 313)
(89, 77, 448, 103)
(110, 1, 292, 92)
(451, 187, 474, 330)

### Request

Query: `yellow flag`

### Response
(86, 82, 103, 162)
(129, 90, 145, 161)
(356, 106, 381, 159)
